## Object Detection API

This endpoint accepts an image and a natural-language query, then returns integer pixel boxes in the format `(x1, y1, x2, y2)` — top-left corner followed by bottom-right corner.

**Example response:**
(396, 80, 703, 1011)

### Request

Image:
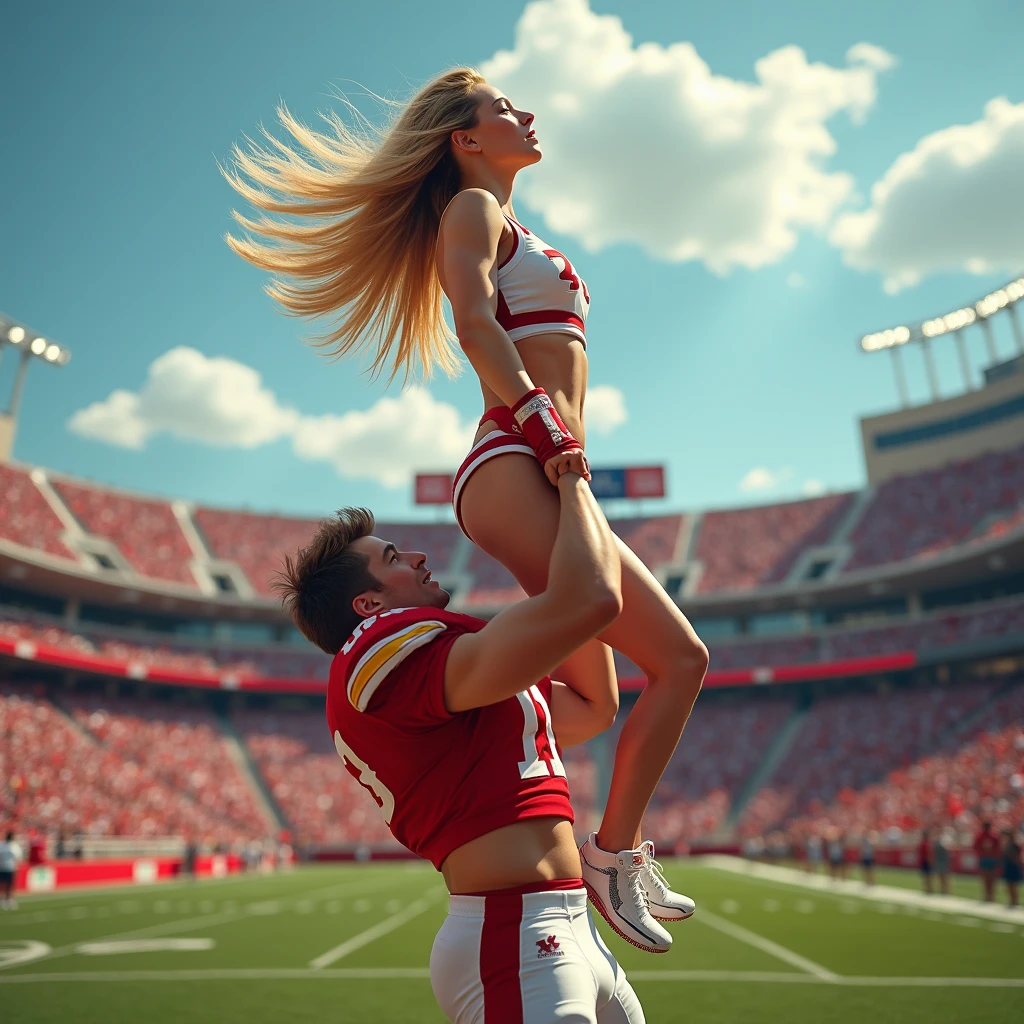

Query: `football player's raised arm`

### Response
(443, 473, 622, 712)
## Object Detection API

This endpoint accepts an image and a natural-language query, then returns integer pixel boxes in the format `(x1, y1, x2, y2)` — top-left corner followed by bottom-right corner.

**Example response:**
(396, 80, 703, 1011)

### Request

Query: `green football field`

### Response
(2, 858, 1022, 1023)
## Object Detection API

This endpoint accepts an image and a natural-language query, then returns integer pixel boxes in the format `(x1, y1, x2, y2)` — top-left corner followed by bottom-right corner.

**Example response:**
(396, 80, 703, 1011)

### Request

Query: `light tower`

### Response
(0, 313, 72, 462)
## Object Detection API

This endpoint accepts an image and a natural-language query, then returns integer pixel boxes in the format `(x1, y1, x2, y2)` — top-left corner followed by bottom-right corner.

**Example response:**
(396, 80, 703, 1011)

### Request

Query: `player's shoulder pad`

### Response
(335, 607, 476, 712)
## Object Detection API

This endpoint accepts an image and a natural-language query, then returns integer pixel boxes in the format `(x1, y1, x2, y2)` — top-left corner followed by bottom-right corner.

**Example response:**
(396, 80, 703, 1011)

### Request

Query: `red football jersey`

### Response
(325, 606, 573, 870)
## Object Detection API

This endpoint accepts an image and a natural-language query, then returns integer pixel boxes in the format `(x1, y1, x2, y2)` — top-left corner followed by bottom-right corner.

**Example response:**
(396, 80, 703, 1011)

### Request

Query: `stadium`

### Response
(4, 3, 1024, 1021)
(2, 269, 1023, 1020)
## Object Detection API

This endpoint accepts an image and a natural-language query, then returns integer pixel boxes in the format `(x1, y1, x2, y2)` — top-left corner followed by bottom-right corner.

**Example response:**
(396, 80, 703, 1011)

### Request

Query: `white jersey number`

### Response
(516, 685, 566, 780)
(334, 730, 396, 826)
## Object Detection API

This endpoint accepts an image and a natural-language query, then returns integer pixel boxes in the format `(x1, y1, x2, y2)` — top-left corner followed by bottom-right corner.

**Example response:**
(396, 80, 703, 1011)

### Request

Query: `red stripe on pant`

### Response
(480, 891, 523, 1023)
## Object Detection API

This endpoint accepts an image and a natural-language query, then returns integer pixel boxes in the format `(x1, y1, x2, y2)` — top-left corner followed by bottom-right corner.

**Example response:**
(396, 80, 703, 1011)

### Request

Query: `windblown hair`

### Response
(273, 507, 381, 655)
(224, 67, 487, 382)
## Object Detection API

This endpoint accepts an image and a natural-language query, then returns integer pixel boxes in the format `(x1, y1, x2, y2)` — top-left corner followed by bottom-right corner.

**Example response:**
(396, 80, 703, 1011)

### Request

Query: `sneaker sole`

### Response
(583, 881, 669, 955)
(652, 909, 695, 922)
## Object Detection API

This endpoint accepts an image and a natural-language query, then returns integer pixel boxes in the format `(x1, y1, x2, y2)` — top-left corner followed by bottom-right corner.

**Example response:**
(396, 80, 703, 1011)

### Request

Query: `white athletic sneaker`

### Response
(579, 833, 672, 954)
(639, 840, 695, 921)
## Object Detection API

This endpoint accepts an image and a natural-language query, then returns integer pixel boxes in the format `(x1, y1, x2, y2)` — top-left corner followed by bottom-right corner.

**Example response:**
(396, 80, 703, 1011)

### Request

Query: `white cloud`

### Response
(846, 42, 898, 72)
(69, 349, 477, 489)
(785, 271, 807, 289)
(584, 384, 627, 435)
(802, 479, 826, 496)
(482, 0, 892, 271)
(69, 347, 298, 450)
(830, 97, 1024, 292)
(291, 387, 476, 488)
(740, 467, 785, 492)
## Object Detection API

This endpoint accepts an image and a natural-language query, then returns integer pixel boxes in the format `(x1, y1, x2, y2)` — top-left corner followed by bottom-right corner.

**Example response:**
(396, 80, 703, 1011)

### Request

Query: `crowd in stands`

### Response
(53, 479, 198, 586)
(193, 509, 318, 596)
(0, 611, 332, 680)
(0, 463, 75, 561)
(234, 708, 398, 849)
(693, 494, 853, 594)
(2, 674, 1020, 859)
(3, 593, 1023, 686)
(2, 447, 1022, 605)
(0, 687, 255, 844)
(641, 699, 795, 844)
(67, 695, 272, 838)
(738, 682, 1003, 838)
(846, 446, 1024, 571)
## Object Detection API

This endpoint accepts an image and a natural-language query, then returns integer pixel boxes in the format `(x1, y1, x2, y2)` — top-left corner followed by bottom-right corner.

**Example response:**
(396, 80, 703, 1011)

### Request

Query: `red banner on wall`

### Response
(414, 474, 454, 505)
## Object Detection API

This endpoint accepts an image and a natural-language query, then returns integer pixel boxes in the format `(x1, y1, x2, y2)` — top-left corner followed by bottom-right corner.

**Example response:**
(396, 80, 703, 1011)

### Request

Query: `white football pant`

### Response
(430, 886, 645, 1023)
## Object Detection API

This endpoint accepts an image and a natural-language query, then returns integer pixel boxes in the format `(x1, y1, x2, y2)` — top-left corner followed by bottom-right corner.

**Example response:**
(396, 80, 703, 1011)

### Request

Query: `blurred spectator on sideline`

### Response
(1001, 830, 1021, 908)
(55, 831, 66, 859)
(860, 832, 875, 886)
(0, 831, 23, 909)
(183, 838, 198, 881)
(806, 833, 822, 874)
(827, 831, 845, 880)
(974, 821, 1001, 902)
(934, 829, 952, 895)
(27, 832, 45, 866)
(919, 829, 934, 895)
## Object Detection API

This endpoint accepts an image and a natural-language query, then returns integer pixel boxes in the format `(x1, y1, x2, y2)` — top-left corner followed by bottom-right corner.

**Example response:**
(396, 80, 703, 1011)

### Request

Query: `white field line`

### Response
(309, 888, 447, 969)
(695, 908, 839, 982)
(699, 855, 1024, 925)
(0, 873, 409, 973)
(2, 969, 1023, 987)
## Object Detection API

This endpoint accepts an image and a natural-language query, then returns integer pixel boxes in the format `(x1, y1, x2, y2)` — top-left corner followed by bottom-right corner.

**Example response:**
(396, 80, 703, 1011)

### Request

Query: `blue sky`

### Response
(2, 0, 1022, 520)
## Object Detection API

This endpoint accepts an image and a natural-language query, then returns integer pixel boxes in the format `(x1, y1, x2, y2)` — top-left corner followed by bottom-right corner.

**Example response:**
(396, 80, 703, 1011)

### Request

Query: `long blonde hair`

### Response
(224, 67, 486, 382)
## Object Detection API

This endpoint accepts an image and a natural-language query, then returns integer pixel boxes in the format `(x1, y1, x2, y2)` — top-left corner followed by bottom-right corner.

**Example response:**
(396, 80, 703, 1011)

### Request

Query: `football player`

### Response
(276, 474, 679, 1021)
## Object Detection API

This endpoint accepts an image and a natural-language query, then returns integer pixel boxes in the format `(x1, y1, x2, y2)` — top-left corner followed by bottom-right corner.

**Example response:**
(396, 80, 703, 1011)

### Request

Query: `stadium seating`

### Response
(642, 698, 795, 844)
(608, 515, 685, 570)
(710, 636, 821, 670)
(52, 479, 198, 586)
(737, 683, 1000, 837)
(463, 547, 526, 608)
(786, 680, 1024, 841)
(67, 695, 272, 837)
(0, 463, 75, 560)
(195, 508, 462, 597)
(845, 446, 1024, 571)
(0, 686, 255, 844)
(694, 493, 854, 594)
(234, 708, 399, 848)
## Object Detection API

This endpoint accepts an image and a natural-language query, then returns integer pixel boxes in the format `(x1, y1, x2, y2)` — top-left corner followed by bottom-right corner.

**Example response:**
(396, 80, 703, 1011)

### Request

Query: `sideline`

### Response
(1, 968, 1022, 987)
(309, 888, 447, 968)
(699, 856, 1024, 925)
(695, 908, 838, 981)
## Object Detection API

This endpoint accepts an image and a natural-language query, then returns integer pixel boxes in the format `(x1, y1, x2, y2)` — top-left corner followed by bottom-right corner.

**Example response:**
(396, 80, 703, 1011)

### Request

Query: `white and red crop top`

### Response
(496, 215, 590, 347)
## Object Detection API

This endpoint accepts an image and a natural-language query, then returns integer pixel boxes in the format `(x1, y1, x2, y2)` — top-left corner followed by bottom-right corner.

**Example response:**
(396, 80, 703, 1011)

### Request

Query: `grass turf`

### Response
(1, 860, 1022, 1023)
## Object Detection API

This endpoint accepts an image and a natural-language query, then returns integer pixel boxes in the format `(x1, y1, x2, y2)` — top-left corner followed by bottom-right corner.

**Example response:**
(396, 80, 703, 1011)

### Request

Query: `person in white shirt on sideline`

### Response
(0, 831, 24, 909)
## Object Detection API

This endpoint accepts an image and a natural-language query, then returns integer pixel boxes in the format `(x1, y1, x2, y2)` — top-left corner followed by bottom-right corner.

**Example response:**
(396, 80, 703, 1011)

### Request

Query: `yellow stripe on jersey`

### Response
(347, 620, 447, 712)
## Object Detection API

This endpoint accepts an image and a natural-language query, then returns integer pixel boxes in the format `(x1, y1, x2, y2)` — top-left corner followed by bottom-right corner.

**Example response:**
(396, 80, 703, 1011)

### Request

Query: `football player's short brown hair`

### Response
(273, 508, 381, 655)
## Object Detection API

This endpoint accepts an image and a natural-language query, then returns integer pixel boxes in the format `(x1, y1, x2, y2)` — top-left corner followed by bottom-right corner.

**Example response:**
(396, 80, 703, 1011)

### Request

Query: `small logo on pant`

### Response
(536, 935, 564, 959)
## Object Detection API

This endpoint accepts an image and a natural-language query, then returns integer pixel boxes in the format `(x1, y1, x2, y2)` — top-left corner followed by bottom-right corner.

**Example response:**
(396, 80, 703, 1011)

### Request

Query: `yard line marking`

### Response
(309, 889, 447, 969)
(0, 968, 433, 983)
(2, 969, 1024, 987)
(696, 908, 839, 982)
(700, 855, 1024, 926)
(77, 939, 215, 956)
(0, 873, 410, 972)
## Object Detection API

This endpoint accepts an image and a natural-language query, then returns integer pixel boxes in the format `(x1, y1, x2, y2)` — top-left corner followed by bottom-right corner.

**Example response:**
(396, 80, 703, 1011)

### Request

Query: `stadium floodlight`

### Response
(0, 314, 74, 447)
(922, 306, 976, 339)
(860, 325, 911, 352)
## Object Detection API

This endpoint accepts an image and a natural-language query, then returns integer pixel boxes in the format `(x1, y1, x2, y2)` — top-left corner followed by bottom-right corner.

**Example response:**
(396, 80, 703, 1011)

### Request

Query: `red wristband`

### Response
(511, 388, 584, 466)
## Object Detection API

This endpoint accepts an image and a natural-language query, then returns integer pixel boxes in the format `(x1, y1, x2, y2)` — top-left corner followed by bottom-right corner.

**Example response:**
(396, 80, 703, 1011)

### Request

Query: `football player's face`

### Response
(350, 536, 450, 617)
